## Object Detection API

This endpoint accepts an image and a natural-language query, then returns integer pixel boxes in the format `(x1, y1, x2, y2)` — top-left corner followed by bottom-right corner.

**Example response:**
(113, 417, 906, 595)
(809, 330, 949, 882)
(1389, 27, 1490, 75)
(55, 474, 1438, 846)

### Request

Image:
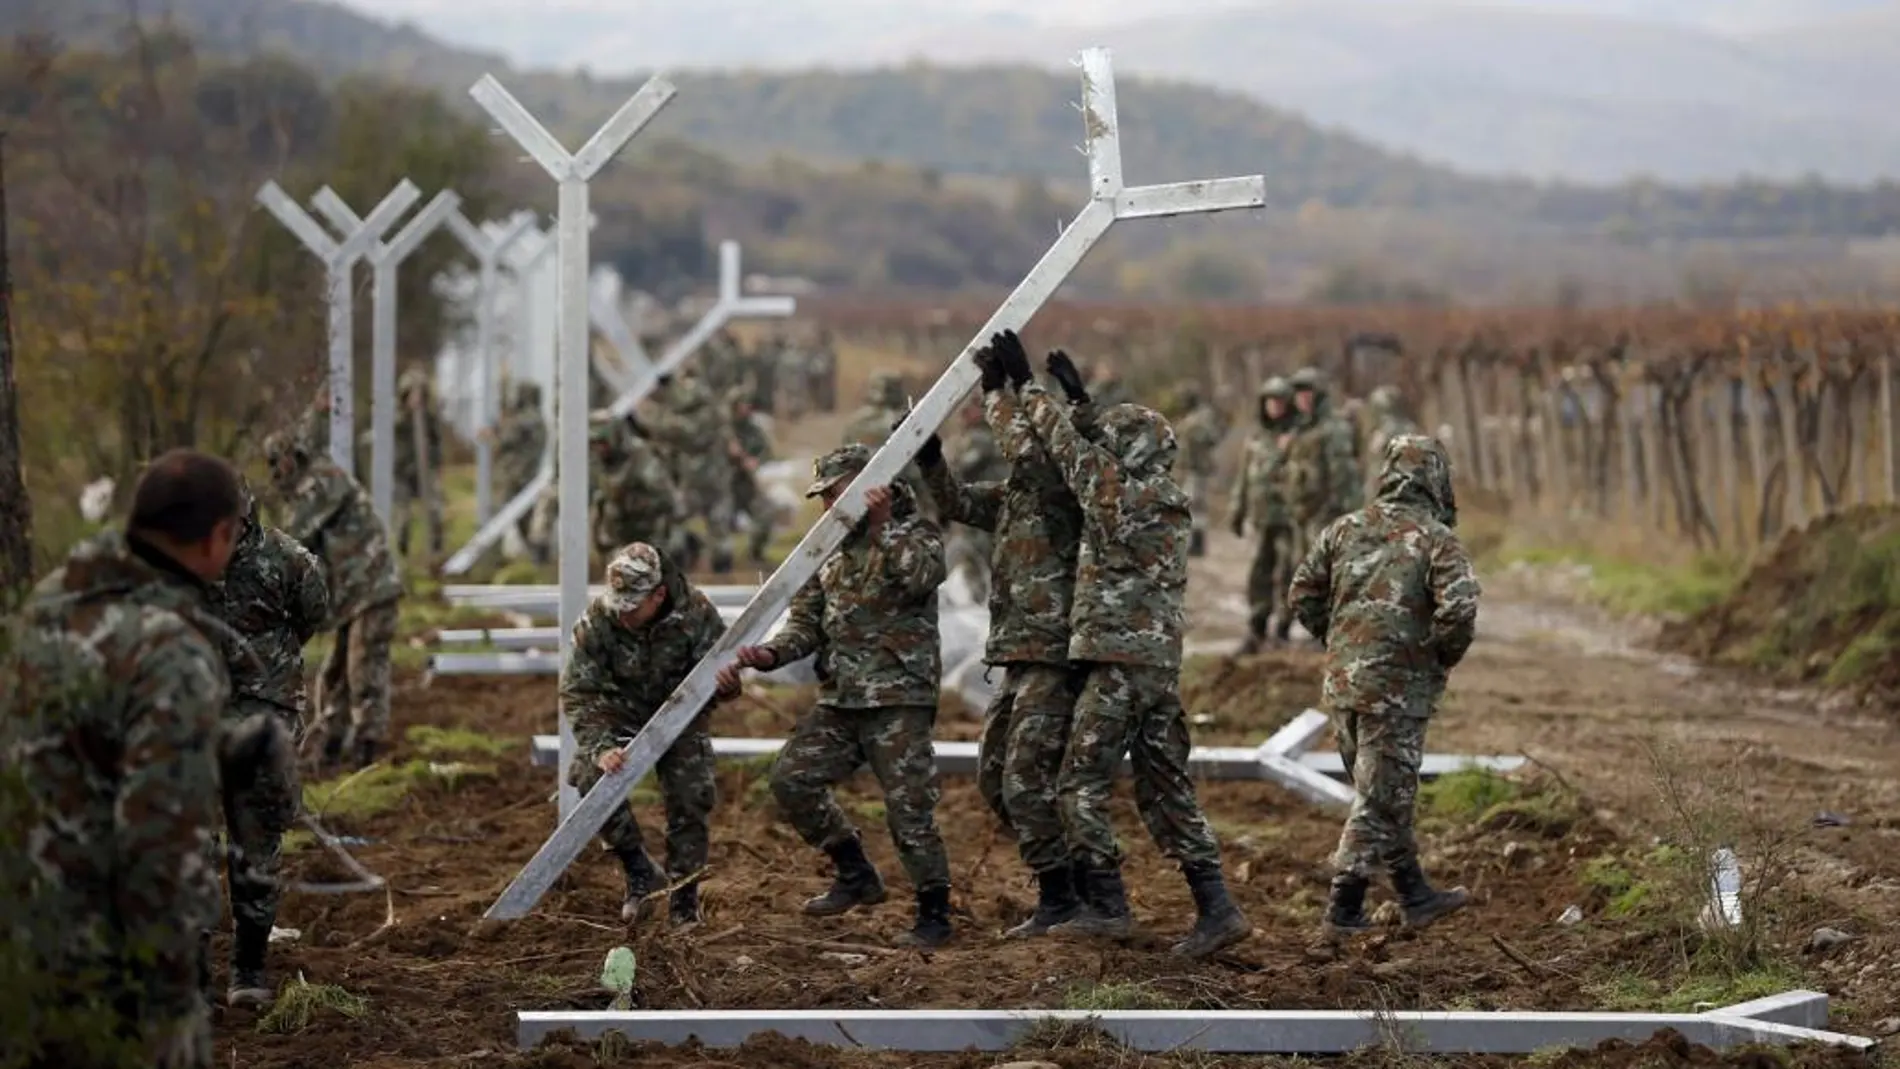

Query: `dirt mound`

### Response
(1662, 505, 1900, 713)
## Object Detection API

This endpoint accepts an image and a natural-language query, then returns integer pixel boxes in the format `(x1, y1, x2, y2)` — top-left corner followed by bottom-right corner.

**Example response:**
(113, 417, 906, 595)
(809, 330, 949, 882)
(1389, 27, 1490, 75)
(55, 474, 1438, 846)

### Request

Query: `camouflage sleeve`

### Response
(763, 577, 825, 667)
(1327, 422, 1364, 512)
(282, 534, 331, 644)
(1427, 530, 1482, 670)
(1227, 440, 1255, 528)
(525, 420, 550, 463)
(1287, 522, 1337, 644)
(920, 461, 1003, 532)
(283, 468, 349, 547)
(869, 516, 947, 602)
(1020, 384, 1124, 537)
(119, 624, 227, 1025)
(560, 609, 624, 759)
(686, 594, 728, 663)
(982, 390, 1040, 465)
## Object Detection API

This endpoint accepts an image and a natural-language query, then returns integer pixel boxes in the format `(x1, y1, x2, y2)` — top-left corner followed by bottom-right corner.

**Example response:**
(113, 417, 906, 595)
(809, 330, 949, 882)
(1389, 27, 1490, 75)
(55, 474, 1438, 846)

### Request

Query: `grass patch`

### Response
(280, 829, 315, 855)
(1062, 981, 1181, 1011)
(1497, 545, 1743, 619)
(1586, 962, 1805, 1013)
(256, 974, 368, 1034)
(1420, 768, 1518, 821)
(404, 724, 515, 759)
(1578, 851, 1671, 919)
(301, 759, 495, 821)
(1419, 768, 1587, 839)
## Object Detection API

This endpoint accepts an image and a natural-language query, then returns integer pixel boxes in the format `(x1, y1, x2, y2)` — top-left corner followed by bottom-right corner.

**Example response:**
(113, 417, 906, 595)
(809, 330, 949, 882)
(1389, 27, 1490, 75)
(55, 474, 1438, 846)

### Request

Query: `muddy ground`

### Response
(208, 526, 1900, 1068)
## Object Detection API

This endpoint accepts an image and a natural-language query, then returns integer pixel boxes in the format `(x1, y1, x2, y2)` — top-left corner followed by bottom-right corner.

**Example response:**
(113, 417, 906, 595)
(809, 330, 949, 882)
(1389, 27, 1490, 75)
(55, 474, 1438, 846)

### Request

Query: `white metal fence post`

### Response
(446, 209, 538, 523)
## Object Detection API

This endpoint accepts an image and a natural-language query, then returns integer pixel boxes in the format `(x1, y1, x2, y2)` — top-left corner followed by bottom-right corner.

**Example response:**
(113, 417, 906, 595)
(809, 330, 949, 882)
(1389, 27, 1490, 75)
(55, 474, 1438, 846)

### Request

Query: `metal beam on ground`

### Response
(513, 995, 1873, 1053)
(481, 47, 1269, 921)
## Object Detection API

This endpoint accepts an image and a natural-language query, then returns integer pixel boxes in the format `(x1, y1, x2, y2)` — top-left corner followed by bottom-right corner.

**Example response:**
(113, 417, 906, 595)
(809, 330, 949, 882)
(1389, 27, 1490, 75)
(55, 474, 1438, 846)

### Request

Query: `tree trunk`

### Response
(0, 133, 34, 598)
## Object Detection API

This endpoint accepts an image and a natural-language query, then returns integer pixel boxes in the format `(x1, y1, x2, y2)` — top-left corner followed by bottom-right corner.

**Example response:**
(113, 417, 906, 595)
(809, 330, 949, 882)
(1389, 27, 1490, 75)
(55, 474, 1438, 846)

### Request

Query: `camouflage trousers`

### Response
(527, 484, 558, 562)
(222, 699, 301, 935)
(567, 715, 716, 881)
(1246, 523, 1293, 638)
(771, 703, 951, 892)
(313, 599, 399, 748)
(393, 478, 445, 557)
(976, 663, 1078, 875)
(1330, 709, 1427, 879)
(1061, 663, 1222, 870)
(946, 528, 993, 605)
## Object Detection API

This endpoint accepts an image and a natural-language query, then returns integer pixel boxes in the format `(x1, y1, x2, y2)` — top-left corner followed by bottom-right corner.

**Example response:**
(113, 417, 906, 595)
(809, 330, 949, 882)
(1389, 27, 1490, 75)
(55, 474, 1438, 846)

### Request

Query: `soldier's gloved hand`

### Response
(973, 346, 1007, 393)
(1045, 350, 1089, 404)
(991, 330, 1033, 389)
(916, 432, 944, 468)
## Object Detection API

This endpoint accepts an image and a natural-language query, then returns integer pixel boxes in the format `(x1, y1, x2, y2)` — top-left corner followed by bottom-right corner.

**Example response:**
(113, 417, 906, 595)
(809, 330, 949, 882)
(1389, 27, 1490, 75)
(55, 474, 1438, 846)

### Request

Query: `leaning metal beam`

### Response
(524, 732, 1526, 781)
(470, 70, 676, 819)
(481, 47, 1268, 921)
(514, 995, 1873, 1053)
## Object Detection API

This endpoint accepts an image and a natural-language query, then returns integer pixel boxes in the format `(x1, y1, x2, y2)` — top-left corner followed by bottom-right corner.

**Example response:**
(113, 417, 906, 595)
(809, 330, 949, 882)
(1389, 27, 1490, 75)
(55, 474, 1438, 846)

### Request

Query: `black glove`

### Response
(973, 346, 1007, 393)
(991, 330, 1033, 390)
(890, 418, 944, 468)
(1046, 350, 1089, 403)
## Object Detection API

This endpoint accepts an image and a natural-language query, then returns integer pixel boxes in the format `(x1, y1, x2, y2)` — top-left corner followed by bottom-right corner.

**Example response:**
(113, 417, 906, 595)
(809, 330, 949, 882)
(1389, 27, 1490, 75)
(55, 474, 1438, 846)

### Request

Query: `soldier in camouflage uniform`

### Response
(1283, 367, 1364, 604)
(293, 384, 332, 461)
(844, 370, 909, 445)
(589, 413, 684, 559)
(207, 477, 330, 1007)
(984, 334, 1250, 960)
(393, 367, 446, 558)
(728, 390, 778, 566)
(490, 380, 549, 556)
(939, 402, 1010, 605)
(775, 335, 810, 420)
(718, 445, 954, 948)
(1174, 384, 1223, 558)
(564, 543, 736, 928)
(1, 450, 248, 1068)
(1289, 434, 1480, 939)
(1229, 377, 1298, 652)
(263, 429, 405, 771)
(810, 331, 839, 412)
(647, 373, 739, 573)
(917, 367, 1087, 938)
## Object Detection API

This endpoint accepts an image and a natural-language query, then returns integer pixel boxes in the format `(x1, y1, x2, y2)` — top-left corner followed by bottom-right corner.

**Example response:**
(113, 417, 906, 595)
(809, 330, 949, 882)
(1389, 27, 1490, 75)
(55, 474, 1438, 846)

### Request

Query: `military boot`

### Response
(803, 835, 888, 916)
(1321, 873, 1375, 939)
(668, 881, 702, 930)
(1004, 864, 1082, 939)
(894, 885, 953, 949)
(1391, 858, 1469, 930)
(226, 919, 274, 1008)
(617, 846, 666, 923)
(1053, 862, 1132, 940)
(1171, 863, 1252, 959)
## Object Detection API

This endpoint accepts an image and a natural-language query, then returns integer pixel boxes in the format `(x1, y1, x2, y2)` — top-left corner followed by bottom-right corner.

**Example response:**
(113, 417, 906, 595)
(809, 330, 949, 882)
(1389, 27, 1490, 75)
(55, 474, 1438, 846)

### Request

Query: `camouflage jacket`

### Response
(1284, 398, 1365, 522)
(1288, 435, 1481, 717)
(593, 434, 681, 555)
(648, 381, 735, 491)
(733, 413, 773, 463)
(762, 486, 945, 708)
(495, 404, 549, 491)
(1176, 403, 1223, 476)
(0, 530, 231, 1029)
(293, 395, 330, 459)
(1230, 416, 1295, 532)
(561, 554, 726, 760)
(210, 515, 330, 718)
(275, 455, 404, 624)
(1017, 384, 1188, 668)
(395, 401, 445, 487)
(926, 390, 1084, 665)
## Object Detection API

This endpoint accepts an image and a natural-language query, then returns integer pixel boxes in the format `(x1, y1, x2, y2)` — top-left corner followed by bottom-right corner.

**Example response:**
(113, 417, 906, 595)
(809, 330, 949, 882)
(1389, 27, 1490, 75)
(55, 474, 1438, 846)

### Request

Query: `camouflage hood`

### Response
(1374, 433, 1458, 528)
(1094, 404, 1178, 478)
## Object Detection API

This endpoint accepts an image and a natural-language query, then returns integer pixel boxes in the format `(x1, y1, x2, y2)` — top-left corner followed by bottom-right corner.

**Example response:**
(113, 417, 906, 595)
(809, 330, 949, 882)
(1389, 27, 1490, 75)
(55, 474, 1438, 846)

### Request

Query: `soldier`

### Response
(490, 380, 549, 555)
(1230, 377, 1298, 653)
(1283, 367, 1364, 607)
(647, 372, 739, 574)
(565, 543, 737, 927)
(939, 401, 1010, 605)
(393, 367, 446, 559)
(589, 412, 684, 564)
(728, 390, 778, 567)
(1, 449, 246, 1068)
(986, 333, 1250, 960)
(776, 335, 810, 421)
(917, 368, 1087, 939)
(811, 330, 839, 412)
(1288, 434, 1479, 938)
(263, 429, 404, 771)
(716, 445, 954, 949)
(207, 477, 330, 1007)
(293, 383, 331, 460)
(1174, 384, 1223, 558)
(844, 370, 909, 445)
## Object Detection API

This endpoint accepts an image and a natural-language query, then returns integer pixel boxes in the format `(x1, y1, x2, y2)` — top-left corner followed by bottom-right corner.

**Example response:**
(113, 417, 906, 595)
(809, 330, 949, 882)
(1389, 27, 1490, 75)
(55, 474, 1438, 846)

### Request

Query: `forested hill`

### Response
(8, 0, 1900, 241)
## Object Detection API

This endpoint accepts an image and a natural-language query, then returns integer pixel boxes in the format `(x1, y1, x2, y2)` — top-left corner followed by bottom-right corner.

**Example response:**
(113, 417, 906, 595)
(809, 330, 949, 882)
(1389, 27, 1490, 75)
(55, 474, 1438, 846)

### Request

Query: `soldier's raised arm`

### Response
(865, 504, 947, 602)
(917, 428, 1002, 532)
(281, 465, 351, 548)
(281, 534, 330, 642)
(1020, 379, 1125, 538)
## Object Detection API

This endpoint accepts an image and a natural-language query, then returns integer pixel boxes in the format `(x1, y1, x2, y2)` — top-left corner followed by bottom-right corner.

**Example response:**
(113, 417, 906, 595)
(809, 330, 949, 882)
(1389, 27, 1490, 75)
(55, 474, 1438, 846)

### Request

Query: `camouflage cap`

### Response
(1289, 366, 1325, 392)
(602, 542, 665, 614)
(806, 443, 871, 498)
(1260, 376, 1294, 400)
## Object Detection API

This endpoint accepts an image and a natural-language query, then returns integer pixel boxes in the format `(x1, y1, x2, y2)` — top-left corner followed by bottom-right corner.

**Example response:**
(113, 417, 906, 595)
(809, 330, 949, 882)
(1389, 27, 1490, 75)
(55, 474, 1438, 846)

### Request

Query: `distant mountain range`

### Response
(297, 0, 1900, 183)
